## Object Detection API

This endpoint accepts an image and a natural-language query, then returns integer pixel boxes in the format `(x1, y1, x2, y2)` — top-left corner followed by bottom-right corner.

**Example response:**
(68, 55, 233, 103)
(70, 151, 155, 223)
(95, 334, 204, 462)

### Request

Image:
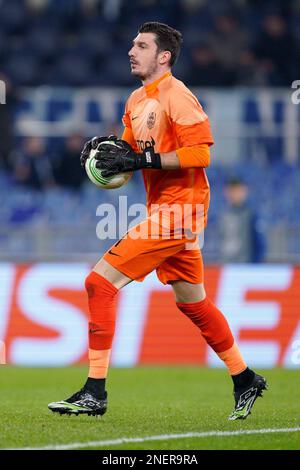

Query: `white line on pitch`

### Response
(9, 427, 300, 450)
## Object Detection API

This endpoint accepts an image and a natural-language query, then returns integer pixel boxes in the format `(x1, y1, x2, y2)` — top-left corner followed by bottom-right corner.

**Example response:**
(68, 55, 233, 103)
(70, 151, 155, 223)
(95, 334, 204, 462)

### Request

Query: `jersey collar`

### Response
(144, 71, 172, 95)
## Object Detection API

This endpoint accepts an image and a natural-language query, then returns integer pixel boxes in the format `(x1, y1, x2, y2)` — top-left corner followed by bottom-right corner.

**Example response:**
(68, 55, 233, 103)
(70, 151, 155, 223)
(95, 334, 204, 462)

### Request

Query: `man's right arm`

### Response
(121, 98, 139, 152)
(121, 126, 139, 152)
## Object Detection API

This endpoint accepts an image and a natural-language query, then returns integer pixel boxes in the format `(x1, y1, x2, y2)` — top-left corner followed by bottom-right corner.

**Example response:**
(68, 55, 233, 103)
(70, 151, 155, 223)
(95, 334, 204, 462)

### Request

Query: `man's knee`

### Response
(171, 281, 206, 303)
(85, 270, 118, 300)
(92, 258, 132, 290)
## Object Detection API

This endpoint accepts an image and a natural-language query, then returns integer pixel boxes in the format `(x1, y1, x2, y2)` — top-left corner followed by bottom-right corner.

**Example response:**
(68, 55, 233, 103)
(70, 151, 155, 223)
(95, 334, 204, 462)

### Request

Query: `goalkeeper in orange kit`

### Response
(48, 22, 267, 420)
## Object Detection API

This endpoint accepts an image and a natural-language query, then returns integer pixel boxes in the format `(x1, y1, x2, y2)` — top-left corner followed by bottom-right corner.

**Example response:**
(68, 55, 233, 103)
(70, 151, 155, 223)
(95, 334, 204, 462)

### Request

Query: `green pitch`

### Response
(1, 366, 300, 450)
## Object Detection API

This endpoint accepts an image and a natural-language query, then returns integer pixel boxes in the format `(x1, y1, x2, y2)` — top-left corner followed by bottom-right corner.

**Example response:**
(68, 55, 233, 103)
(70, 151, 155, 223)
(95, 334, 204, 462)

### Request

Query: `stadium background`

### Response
(0, 0, 299, 370)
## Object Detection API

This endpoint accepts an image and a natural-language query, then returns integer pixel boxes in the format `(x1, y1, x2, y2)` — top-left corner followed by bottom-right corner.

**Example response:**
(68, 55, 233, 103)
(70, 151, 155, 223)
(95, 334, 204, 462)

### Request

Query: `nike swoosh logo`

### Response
(89, 329, 100, 334)
(108, 249, 121, 256)
(132, 115, 139, 120)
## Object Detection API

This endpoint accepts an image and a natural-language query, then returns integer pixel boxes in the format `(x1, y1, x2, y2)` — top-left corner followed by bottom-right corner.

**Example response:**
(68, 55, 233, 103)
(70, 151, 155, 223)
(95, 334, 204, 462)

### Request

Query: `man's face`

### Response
(128, 32, 162, 81)
(226, 184, 248, 207)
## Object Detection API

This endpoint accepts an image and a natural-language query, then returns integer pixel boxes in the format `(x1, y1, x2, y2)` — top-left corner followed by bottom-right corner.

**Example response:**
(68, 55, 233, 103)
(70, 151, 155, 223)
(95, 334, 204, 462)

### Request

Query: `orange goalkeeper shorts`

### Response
(103, 218, 204, 285)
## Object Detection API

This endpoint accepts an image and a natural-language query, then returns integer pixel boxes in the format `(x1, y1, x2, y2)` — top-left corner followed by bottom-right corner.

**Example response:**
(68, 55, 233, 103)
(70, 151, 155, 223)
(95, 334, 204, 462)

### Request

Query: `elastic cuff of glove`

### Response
(140, 148, 162, 169)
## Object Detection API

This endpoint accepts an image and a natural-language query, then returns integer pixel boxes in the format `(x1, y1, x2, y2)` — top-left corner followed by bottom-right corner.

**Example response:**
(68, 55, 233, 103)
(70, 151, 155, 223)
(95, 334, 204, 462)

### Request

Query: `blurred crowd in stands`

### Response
(10, 134, 86, 190)
(0, 0, 299, 87)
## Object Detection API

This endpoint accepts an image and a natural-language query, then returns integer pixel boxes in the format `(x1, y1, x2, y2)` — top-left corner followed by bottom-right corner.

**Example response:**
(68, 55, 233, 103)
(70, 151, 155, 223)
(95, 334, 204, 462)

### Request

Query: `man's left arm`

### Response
(95, 90, 213, 175)
(160, 89, 214, 169)
(159, 144, 210, 170)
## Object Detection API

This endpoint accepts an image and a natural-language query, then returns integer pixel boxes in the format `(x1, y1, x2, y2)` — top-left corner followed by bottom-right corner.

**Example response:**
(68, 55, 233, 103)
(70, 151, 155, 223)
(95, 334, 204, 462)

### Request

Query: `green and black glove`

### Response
(95, 139, 162, 177)
(80, 135, 118, 168)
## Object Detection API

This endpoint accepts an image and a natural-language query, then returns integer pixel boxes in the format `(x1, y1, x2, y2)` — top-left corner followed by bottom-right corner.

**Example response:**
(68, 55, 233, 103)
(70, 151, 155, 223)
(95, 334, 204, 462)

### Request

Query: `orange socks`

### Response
(88, 348, 112, 380)
(177, 297, 247, 375)
(85, 271, 118, 379)
(217, 341, 247, 375)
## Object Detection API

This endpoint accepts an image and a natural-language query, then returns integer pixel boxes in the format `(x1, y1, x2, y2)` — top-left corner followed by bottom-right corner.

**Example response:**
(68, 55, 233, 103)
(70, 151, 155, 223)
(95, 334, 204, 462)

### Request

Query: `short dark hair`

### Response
(138, 22, 183, 66)
(226, 177, 247, 187)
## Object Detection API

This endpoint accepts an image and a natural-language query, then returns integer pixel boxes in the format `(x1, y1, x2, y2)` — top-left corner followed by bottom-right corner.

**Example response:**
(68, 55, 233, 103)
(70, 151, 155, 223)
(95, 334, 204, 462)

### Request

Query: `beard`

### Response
(131, 60, 159, 81)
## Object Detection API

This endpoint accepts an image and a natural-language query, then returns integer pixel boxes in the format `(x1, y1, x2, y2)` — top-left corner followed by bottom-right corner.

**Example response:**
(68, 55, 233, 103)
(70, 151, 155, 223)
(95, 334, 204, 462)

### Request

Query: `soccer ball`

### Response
(85, 140, 133, 189)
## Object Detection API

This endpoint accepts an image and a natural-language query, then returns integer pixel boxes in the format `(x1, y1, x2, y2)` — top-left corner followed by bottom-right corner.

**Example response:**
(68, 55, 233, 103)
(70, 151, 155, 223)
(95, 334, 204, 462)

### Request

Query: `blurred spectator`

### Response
(12, 136, 55, 189)
(0, 74, 17, 170)
(235, 49, 268, 86)
(187, 43, 235, 86)
(26, 0, 49, 12)
(53, 133, 86, 189)
(219, 178, 265, 263)
(254, 14, 295, 85)
(208, 14, 250, 72)
(102, 0, 123, 22)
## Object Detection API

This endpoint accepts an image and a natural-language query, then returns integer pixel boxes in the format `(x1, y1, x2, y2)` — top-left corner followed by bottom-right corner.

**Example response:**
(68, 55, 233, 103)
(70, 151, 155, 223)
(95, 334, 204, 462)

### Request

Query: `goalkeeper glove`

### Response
(95, 139, 162, 177)
(80, 135, 118, 168)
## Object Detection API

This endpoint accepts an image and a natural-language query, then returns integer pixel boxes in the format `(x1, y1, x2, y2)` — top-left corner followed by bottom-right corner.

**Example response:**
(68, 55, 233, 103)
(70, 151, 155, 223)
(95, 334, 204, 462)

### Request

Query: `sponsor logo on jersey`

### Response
(136, 136, 156, 152)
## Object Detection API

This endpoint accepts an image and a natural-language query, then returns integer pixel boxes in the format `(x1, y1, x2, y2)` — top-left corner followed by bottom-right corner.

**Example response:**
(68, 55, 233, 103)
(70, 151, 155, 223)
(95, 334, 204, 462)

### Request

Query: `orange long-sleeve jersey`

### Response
(122, 71, 214, 219)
